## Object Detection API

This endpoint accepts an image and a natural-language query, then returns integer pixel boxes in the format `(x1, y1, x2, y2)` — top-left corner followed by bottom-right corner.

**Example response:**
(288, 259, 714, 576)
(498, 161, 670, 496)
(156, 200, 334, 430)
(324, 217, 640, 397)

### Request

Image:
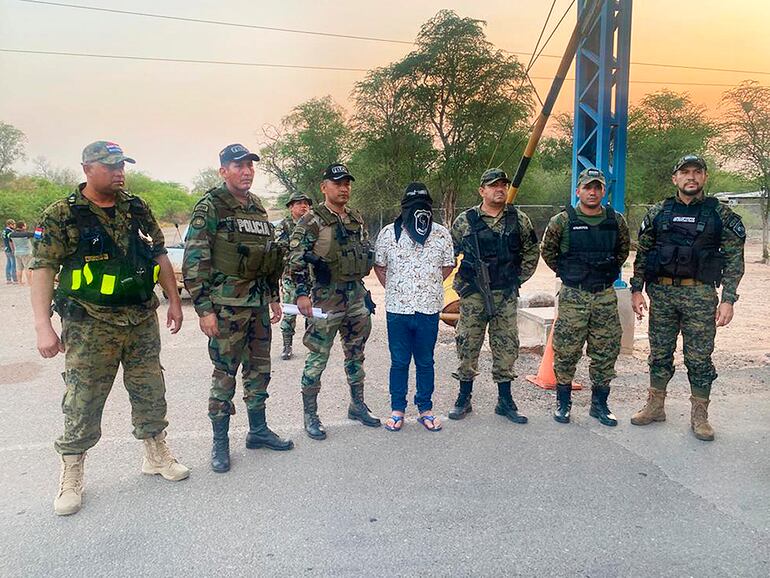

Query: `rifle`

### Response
(471, 231, 495, 317)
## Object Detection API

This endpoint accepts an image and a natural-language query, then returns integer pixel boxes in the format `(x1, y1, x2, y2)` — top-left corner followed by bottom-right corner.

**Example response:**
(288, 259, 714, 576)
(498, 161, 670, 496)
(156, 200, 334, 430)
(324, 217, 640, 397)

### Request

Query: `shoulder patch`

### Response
(726, 214, 746, 239)
(289, 238, 301, 249)
(191, 215, 207, 229)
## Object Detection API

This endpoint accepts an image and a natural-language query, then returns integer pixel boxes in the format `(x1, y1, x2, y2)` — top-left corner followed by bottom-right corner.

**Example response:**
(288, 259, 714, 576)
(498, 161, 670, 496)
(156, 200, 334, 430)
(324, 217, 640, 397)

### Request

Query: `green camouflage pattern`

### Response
(287, 204, 370, 296)
(631, 195, 745, 303)
(552, 286, 621, 384)
(55, 312, 168, 454)
(207, 304, 272, 419)
(300, 282, 371, 393)
(540, 206, 630, 271)
(454, 291, 519, 382)
(647, 283, 718, 398)
(29, 186, 165, 325)
(182, 184, 279, 317)
(450, 204, 540, 297)
(81, 141, 135, 165)
(274, 215, 300, 338)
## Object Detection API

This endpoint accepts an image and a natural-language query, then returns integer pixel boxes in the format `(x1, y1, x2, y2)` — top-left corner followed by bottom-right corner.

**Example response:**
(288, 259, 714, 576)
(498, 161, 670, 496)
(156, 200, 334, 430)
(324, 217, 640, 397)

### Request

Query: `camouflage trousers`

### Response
(55, 312, 167, 455)
(280, 275, 304, 341)
(208, 304, 272, 419)
(455, 290, 519, 383)
(553, 285, 621, 385)
(301, 281, 371, 394)
(647, 283, 718, 398)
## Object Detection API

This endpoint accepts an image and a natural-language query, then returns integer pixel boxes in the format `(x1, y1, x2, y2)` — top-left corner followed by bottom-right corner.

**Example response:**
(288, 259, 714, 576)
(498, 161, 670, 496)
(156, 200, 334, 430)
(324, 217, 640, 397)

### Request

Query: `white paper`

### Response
(282, 303, 328, 319)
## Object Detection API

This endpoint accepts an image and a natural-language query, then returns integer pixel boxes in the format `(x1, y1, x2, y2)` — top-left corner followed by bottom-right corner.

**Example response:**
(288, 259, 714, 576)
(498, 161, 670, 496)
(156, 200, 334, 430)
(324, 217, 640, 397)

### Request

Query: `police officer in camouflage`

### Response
(541, 168, 630, 425)
(30, 141, 189, 516)
(183, 144, 293, 473)
(448, 168, 540, 424)
(288, 163, 380, 440)
(631, 155, 746, 441)
(274, 192, 313, 360)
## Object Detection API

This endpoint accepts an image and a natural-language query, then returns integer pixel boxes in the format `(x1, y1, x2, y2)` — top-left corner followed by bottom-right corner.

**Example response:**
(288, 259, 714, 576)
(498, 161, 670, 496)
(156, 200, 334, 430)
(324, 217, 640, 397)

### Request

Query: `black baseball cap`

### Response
(672, 154, 707, 174)
(402, 182, 433, 206)
(219, 143, 260, 166)
(322, 163, 355, 181)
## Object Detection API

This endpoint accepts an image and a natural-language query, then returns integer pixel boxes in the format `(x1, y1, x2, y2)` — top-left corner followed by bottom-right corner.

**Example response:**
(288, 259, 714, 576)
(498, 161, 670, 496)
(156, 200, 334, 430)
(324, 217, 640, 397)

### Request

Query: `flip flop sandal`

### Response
(385, 415, 404, 432)
(417, 414, 442, 432)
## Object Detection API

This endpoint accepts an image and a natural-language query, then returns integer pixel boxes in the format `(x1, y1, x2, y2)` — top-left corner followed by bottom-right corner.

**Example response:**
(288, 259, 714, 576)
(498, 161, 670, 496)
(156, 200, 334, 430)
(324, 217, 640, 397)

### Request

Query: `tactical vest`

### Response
(645, 196, 723, 285)
(457, 206, 522, 292)
(57, 195, 159, 306)
(311, 204, 373, 284)
(557, 205, 620, 291)
(205, 189, 283, 281)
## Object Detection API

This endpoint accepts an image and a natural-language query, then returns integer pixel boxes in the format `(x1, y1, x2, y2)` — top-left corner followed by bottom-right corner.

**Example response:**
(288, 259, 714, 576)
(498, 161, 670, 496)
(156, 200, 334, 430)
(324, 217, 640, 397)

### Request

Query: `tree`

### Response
(191, 167, 221, 195)
(0, 122, 27, 176)
(392, 10, 533, 222)
(32, 156, 79, 188)
(721, 80, 770, 262)
(626, 90, 719, 204)
(258, 96, 350, 205)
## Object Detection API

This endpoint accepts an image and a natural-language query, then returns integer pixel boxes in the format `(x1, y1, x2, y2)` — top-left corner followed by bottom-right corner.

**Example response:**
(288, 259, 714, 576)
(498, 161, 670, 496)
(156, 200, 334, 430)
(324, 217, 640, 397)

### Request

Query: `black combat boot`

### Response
(280, 334, 293, 360)
(553, 383, 572, 424)
(347, 384, 381, 427)
(245, 408, 294, 451)
(210, 416, 231, 473)
(448, 380, 474, 420)
(495, 381, 528, 424)
(589, 384, 618, 427)
(302, 392, 327, 440)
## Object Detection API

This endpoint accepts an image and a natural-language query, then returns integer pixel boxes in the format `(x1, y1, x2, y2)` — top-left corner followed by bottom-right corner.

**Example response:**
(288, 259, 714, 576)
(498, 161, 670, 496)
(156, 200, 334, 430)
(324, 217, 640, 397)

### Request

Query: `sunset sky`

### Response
(1, 0, 768, 189)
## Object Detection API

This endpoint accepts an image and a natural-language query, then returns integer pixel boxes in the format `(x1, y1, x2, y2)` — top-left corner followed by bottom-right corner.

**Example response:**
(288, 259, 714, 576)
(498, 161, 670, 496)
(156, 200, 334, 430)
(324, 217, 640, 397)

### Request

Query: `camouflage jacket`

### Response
(30, 184, 165, 325)
(631, 194, 746, 303)
(274, 215, 297, 276)
(182, 185, 279, 317)
(287, 203, 369, 297)
(541, 205, 630, 273)
(450, 204, 540, 295)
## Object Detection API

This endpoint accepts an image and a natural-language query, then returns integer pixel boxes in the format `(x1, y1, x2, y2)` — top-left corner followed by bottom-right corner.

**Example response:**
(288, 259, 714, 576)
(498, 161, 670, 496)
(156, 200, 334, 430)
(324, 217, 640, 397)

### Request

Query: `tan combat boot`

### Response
(54, 453, 85, 516)
(630, 388, 667, 425)
(690, 396, 715, 441)
(141, 431, 190, 481)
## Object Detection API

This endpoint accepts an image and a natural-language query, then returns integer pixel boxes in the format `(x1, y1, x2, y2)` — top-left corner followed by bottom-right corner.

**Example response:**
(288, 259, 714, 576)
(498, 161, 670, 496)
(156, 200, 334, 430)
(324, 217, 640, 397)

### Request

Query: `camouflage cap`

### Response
(81, 141, 136, 165)
(285, 192, 314, 207)
(672, 154, 707, 174)
(577, 167, 606, 187)
(480, 168, 511, 186)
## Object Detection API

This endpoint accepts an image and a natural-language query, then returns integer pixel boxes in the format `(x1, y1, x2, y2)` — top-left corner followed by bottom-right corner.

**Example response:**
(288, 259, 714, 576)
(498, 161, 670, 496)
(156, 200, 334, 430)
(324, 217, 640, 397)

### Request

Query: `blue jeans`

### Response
(386, 312, 440, 413)
(4, 250, 16, 282)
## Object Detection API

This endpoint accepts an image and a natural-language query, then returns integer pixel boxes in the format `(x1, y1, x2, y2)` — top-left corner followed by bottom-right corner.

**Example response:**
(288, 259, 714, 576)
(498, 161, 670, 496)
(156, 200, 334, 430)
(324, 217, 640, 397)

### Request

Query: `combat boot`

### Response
(281, 334, 293, 360)
(631, 388, 667, 426)
(142, 430, 191, 481)
(553, 383, 572, 424)
(54, 453, 85, 516)
(211, 416, 231, 473)
(302, 392, 326, 440)
(347, 384, 381, 427)
(495, 397, 528, 424)
(245, 408, 294, 451)
(589, 384, 618, 427)
(448, 380, 473, 420)
(690, 396, 715, 441)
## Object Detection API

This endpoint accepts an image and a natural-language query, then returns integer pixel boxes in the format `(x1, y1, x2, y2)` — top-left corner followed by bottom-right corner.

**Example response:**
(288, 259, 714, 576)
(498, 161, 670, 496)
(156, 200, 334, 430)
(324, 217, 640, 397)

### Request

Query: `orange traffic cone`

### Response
(525, 322, 582, 390)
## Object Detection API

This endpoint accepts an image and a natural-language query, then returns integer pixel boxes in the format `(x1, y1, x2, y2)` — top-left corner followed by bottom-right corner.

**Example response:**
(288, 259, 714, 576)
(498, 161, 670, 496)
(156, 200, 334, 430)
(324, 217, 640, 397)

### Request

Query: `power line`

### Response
(16, 0, 770, 78)
(0, 47, 756, 88)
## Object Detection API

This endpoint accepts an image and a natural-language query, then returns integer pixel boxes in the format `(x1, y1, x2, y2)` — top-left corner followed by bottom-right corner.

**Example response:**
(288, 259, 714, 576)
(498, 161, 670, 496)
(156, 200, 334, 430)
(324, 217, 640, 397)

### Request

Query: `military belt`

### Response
(656, 277, 703, 287)
(562, 281, 615, 293)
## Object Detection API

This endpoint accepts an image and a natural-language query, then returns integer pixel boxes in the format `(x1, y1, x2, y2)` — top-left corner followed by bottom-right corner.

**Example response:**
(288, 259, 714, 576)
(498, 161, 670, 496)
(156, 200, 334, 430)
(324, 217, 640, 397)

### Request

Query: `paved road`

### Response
(1, 296, 769, 576)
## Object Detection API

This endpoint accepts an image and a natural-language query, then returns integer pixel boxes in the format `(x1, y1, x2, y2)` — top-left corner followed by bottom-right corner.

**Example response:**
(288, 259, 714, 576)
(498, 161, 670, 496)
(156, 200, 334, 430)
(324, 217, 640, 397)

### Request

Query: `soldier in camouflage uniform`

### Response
(541, 168, 631, 426)
(30, 141, 189, 517)
(274, 192, 313, 360)
(630, 155, 746, 441)
(287, 163, 380, 440)
(448, 168, 540, 425)
(183, 144, 293, 474)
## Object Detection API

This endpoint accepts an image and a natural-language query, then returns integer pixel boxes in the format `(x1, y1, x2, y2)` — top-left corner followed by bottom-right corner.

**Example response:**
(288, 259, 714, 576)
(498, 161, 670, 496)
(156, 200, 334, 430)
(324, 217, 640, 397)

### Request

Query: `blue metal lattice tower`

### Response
(571, 0, 633, 213)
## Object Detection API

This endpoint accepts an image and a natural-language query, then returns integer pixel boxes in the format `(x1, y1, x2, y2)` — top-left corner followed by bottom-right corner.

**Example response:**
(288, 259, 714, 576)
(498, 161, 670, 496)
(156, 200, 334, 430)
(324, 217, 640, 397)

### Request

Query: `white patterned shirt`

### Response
(375, 222, 455, 315)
